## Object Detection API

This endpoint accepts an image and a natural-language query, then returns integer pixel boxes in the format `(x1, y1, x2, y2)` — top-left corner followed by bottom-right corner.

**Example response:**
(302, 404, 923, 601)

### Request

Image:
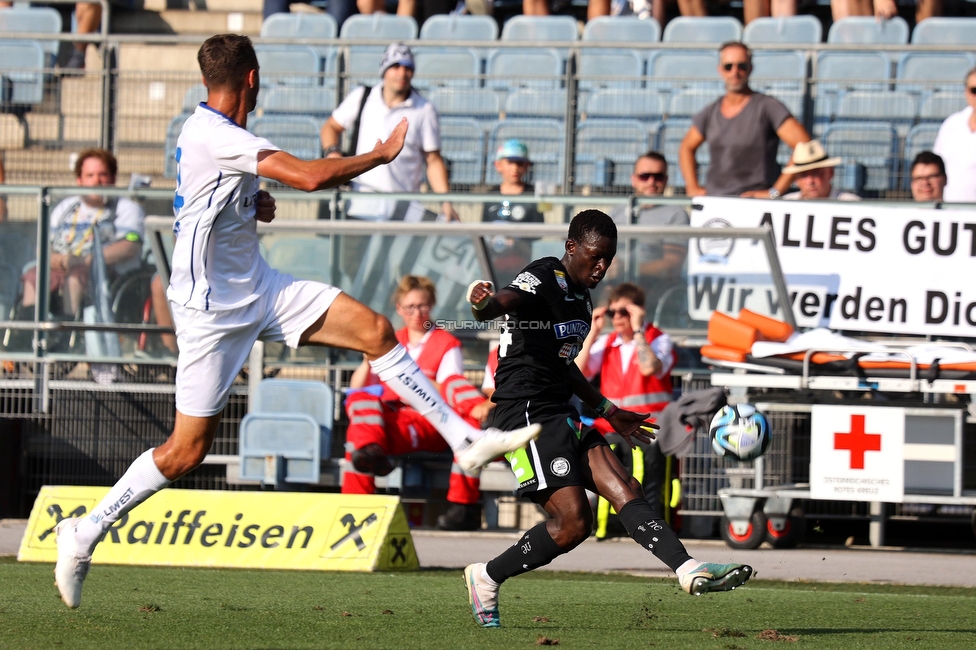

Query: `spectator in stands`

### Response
(0, 155, 6, 222)
(343, 275, 488, 531)
(482, 139, 545, 284)
(909, 151, 947, 203)
(609, 151, 689, 316)
(781, 140, 859, 201)
(933, 68, 976, 203)
(576, 282, 677, 532)
(831, 0, 939, 23)
(678, 42, 810, 199)
(321, 43, 457, 222)
(66, 3, 102, 70)
(262, 0, 358, 32)
(21, 149, 144, 318)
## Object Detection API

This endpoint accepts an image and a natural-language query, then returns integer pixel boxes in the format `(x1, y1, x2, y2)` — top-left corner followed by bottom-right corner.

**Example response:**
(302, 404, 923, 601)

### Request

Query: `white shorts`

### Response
(171, 270, 341, 417)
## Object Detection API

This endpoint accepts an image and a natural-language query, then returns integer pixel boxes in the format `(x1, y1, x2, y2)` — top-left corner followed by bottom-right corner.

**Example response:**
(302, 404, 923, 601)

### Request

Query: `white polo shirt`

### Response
(934, 106, 976, 202)
(330, 84, 441, 219)
(168, 103, 281, 311)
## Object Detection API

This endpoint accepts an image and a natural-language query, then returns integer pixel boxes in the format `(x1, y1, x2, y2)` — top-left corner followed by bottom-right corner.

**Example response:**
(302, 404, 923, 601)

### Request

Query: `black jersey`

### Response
(492, 257, 593, 404)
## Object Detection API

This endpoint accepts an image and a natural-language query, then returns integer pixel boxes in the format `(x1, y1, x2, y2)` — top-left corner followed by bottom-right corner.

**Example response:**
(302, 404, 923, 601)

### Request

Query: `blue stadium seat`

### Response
(919, 91, 964, 123)
(582, 16, 661, 43)
(0, 7, 61, 67)
(827, 16, 909, 44)
(667, 88, 715, 118)
(259, 86, 336, 117)
(164, 114, 189, 179)
(504, 89, 567, 119)
(574, 119, 655, 188)
(584, 88, 666, 122)
(0, 40, 45, 104)
(767, 89, 804, 122)
(578, 49, 644, 92)
(895, 53, 975, 95)
(814, 51, 891, 132)
(260, 13, 337, 75)
(486, 118, 564, 186)
(251, 115, 323, 162)
(904, 123, 942, 187)
(411, 48, 481, 90)
(500, 15, 578, 42)
(911, 17, 976, 45)
(822, 121, 899, 191)
(255, 45, 321, 86)
(344, 46, 386, 88)
(662, 17, 742, 44)
(182, 84, 207, 112)
(742, 16, 822, 44)
(751, 50, 806, 92)
(420, 14, 497, 41)
(835, 90, 917, 136)
(339, 13, 418, 40)
(646, 50, 721, 93)
(659, 118, 708, 190)
(486, 48, 562, 89)
(427, 87, 501, 120)
(439, 117, 486, 186)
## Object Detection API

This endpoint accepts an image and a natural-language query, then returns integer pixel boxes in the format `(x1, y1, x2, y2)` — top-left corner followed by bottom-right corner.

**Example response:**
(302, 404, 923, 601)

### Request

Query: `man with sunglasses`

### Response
(909, 151, 947, 202)
(609, 152, 689, 315)
(933, 67, 976, 202)
(678, 41, 810, 199)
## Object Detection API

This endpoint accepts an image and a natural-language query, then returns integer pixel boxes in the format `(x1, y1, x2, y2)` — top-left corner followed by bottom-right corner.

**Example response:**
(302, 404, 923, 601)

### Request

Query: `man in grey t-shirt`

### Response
(610, 151, 689, 316)
(679, 41, 810, 198)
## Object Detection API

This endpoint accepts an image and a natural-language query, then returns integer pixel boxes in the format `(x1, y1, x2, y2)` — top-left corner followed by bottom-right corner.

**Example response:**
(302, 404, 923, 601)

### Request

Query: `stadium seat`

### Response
(835, 90, 917, 136)
(439, 117, 486, 186)
(504, 89, 567, 119)
(411, 48, 481, 90)
(339, 13, 418, 40)
(265, 236, 334, 285)
(583, 88, 666, 122)
(919, 91, 964, 123)
(827, 16, 909, 45)
(0, 40, 46, 104)
(574, 119, 655, 188)
(767, 89, 804, 122)
(259, 86, 336, 118)
(239, 379, 334, 485)
(261, 12, 338, 40)
(164, 114, 189, 179)
(822, 121, 899, 191)
(646, 50, 721, 93)
(904, 123, 942, 187)
(182, 84, 207, 112)
(895, 52, 975, 95)
(427, 87, 501, 120)
(814, 51, 891, 132)
(662, 17, 743, 44)
(667, 88, 715, 118)
(751, 50, 806, 92)
(582, 16, 661, 43)
(486, 118, 564, 186)
(255, 45, 321, 86)
(500, 15, 578, 42)
(578, 49, 644, 92)
(419, 14, 498, 41)
(742, 16, 822, 44)
(486, 48, 563, 90)
(251, 115, 323, 162)
(344, 46, 387, 88)
(911, 17, 976, 45)
(0, 6, 61, 67)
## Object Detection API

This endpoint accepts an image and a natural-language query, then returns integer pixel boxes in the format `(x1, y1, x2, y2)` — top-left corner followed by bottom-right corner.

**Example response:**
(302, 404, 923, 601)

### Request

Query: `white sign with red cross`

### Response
(810, 405, 905, 502)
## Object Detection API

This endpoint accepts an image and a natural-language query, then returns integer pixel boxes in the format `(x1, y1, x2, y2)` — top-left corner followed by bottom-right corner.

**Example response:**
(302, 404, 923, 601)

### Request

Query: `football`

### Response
(709, 403, 771, 461)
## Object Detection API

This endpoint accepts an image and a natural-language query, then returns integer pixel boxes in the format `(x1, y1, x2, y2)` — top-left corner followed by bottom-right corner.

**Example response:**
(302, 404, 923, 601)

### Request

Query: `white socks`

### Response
(73, 448, 171, 555)
(369, 344, 483, 453)
(676, 558, 701, 577)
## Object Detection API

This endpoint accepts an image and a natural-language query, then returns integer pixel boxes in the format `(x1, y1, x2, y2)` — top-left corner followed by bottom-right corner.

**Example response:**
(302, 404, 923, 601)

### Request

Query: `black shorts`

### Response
(492, 399, 608, 498)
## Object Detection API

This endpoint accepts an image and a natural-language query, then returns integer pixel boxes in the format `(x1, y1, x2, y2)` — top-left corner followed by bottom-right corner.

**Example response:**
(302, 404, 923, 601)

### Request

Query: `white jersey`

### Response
(168, 103, 281, 311)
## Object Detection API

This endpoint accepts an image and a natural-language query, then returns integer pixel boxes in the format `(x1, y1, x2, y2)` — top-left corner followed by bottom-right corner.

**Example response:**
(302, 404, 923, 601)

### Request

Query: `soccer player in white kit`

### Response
(53, 34, 540, 609)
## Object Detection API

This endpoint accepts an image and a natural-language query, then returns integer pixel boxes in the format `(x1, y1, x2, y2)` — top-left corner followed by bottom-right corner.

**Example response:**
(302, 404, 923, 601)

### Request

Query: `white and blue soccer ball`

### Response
(709, 403, 771, 462)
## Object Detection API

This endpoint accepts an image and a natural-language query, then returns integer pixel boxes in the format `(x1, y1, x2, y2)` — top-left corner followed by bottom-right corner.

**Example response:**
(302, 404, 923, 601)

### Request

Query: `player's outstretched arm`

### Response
(256, 118, 408, 192)
(466, 280, 524, 322)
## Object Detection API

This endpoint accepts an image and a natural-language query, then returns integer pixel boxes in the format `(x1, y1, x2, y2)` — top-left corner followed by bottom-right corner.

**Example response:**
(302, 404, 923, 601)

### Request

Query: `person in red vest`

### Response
(342, 275, 489, 531)
(575, 282, 676, 513)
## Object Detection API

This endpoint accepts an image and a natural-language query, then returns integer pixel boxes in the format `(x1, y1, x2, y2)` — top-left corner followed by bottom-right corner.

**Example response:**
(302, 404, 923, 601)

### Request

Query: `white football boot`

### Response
(54, 518, 91, 608)
(456, 424, 541, 473)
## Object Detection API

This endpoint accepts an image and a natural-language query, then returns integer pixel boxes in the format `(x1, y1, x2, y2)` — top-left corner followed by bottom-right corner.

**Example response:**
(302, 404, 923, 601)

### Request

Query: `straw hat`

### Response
(783, 140, 842, 174)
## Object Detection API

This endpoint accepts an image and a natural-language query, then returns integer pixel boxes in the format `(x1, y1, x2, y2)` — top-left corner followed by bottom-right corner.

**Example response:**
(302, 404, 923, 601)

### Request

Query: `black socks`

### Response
(485, 521, 565, 584)
(617, 498, 693, 573)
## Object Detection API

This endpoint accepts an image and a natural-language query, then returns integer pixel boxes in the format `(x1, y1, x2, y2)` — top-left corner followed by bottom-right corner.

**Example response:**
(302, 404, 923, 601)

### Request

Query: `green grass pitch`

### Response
(1, 557, 975, 649)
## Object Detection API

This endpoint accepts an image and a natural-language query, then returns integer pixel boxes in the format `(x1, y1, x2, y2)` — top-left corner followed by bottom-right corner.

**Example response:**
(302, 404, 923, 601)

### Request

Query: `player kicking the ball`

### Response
(53, 33, 539, 609)
(462, 210, 752, 628)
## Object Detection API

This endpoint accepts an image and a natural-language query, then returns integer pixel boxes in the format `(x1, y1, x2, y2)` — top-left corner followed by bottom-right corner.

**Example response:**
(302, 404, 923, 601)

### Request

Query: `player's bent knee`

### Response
(361, 312, 396, 357)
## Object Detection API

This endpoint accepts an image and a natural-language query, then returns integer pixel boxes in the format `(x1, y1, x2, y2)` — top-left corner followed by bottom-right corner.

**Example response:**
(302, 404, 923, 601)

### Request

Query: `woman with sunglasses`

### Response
(933, 67, 976, 202)
(342, 275, 491, 530)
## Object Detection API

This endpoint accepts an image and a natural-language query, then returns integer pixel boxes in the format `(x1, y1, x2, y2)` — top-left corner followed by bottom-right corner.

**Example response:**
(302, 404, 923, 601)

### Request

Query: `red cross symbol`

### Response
(834, 414, 882, 470)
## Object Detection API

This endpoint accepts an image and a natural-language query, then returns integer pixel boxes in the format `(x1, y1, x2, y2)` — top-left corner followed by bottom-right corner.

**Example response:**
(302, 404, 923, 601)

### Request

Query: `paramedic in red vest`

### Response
(342, 275, 486, 530)
(575, 282, 676, 510)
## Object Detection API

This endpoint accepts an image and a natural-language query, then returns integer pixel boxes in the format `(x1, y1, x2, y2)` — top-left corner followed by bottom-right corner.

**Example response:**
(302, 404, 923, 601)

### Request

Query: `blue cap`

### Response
(495, 139, 530, 162)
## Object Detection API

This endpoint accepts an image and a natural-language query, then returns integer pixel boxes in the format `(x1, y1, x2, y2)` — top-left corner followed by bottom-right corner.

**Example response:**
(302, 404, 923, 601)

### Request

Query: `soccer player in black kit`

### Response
(462, 210, 752, 628)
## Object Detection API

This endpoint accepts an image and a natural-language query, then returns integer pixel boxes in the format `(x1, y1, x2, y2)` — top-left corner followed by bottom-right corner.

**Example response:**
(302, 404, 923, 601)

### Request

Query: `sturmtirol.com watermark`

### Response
(427, 320, 552, 331)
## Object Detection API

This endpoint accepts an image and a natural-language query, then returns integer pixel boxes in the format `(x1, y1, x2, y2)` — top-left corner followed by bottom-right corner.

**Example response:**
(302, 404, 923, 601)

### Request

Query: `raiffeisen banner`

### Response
(18, 487, 418, 572)
(689, 197, 976, 336)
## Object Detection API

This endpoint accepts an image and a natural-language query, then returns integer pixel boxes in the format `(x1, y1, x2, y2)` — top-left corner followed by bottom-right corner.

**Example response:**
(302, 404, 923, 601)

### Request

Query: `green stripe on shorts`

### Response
(505, 447, 535, 485)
